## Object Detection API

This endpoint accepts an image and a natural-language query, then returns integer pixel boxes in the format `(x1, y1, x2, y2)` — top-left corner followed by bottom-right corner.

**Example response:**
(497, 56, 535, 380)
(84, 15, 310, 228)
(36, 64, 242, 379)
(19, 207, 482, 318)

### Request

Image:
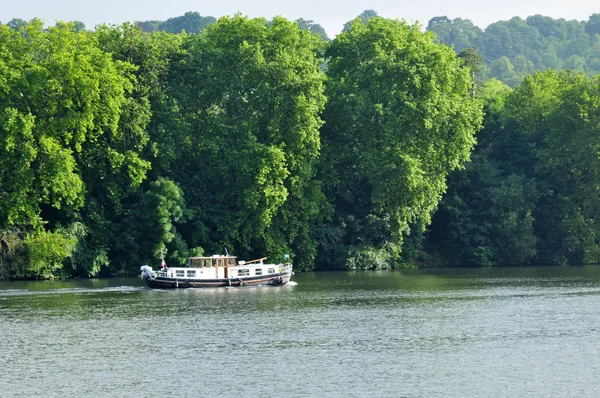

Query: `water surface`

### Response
(2, 267, 600, 397)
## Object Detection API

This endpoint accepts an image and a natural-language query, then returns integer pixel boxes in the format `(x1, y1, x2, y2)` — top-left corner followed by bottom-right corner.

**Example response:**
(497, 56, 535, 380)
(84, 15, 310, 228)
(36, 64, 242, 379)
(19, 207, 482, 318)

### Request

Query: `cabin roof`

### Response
(187, 255, 237, 260)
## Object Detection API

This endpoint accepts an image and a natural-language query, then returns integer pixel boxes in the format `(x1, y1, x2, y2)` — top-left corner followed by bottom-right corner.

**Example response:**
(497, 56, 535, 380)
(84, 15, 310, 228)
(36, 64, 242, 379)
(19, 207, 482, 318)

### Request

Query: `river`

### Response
(2, 266, 600, 397)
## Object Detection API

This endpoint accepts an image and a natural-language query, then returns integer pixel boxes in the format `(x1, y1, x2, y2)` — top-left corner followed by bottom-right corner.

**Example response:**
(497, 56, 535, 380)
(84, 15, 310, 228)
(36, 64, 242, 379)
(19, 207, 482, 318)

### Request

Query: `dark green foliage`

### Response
(342, 10, 379, 32)
(429, 70, 600, 267)
(6, 19, 27, 30)
(429, 154, 539, 267)
(137, 12, 216, 34)
(295, 18, 329, 41)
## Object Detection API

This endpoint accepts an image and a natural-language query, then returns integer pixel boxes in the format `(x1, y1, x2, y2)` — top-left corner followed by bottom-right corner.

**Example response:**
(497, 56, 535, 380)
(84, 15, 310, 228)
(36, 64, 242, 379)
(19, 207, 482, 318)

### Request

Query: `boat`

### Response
(140, 254, 293, 288)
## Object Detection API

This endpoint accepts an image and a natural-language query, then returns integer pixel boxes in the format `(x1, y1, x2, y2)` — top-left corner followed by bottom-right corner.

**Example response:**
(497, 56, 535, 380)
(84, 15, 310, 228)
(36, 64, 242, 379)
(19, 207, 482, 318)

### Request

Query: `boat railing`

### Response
(240, 257, 268, 265)
(280, 263, 293, 272)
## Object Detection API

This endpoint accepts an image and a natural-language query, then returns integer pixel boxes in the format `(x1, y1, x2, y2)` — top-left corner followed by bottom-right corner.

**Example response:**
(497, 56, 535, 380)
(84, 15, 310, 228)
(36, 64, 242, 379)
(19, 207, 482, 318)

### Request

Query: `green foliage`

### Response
(6, 19, 27, 30)
(0, 20, 136, 228)
(0, 230, 27, 280)
(137, 12, 216, 34)
(319, 17, 483, 269)
(111, 178, 187, 272)
(0, 20, 152, 278)
(427, 14, 600, 86)
(430, 70, 600, 267)
(523, 72, 600, 264)
(427, 17, 483, 52)
(12, 12, 600, 278)
(24, 229, 76, 279)
(295, 18, 329, 41)
(342, 10, 379, 32)
(165, 15, 327, 270)
(429, 154, 539, 267)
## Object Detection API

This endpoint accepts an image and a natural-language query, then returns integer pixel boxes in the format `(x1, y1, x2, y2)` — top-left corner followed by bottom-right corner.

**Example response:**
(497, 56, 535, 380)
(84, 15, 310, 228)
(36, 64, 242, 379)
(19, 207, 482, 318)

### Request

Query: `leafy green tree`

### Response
(137, 12, 216, 34)
(295, 18, 329, 40)
(458, 46, 485, 95)
(23, 229, 76, 279)
(90, 24, 186, 273)
(71, 21, 86, 31)
(342, 10, 379, 32)
(428, 155, 538, 267)
(6, 18, 27, 30)
(428, 14, 600, 86)
(489, 56, 521, 86)
(527, 15, 567, 40)
(136, 20, 160, 32)
(166, 15, 327, 270)
(319, 17, 483, 269)
(427, 16, 483, 52)
(159, 11, 216, 34)
(446, 70, 600, 266)
(586, 14, 600, 36)
(0, 20, 150, 278)
(115, 178, 188, 267)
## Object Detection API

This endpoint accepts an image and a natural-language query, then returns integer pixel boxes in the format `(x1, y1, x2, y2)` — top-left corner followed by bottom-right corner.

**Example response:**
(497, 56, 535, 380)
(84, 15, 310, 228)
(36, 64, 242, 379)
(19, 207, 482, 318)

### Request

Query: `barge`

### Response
(140, 254, 293, 288)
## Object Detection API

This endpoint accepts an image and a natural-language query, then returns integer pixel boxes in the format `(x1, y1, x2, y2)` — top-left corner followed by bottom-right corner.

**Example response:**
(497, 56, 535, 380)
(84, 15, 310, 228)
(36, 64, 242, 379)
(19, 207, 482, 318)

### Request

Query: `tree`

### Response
(428, 155, 538, 267)
(0, 20, 148, 277)
(586, 14, 600, 36)
(136, 12, 216, 34)
(166, 15, 327, 270)
(71, 21, 86, 31)
(158, 11, 216, 34)
(427, 16, 483, 52)
(458, 46, 485, 95)
(6, 18, 27, 30)
(319, 17, 483, 269)
(295, 18, 329, 40)
(342, 10, 379, 32)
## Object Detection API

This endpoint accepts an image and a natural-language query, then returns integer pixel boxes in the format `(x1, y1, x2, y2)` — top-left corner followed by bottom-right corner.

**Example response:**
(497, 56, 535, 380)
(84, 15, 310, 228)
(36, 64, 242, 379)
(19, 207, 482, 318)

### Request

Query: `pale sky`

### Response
(2, 0, 599, 37)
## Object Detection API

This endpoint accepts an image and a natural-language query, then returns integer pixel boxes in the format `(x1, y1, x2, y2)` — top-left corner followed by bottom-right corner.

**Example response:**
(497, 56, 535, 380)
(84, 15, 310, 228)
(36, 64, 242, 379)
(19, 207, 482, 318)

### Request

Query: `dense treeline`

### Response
(428, 72, 600, 267)
(2, 11, 600, 280)
(427, 14, 600, 86)
(0, 15, 480, 279)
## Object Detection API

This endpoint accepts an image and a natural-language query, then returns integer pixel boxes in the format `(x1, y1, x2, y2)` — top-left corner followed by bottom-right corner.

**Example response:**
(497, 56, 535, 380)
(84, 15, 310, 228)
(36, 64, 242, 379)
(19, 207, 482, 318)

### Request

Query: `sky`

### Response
(2, 0, 599, 37)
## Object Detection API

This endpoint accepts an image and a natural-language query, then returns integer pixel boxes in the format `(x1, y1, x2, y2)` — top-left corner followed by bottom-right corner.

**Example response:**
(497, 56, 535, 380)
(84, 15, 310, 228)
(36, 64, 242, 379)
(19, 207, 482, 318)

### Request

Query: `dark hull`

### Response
(144, 271, 292, 289)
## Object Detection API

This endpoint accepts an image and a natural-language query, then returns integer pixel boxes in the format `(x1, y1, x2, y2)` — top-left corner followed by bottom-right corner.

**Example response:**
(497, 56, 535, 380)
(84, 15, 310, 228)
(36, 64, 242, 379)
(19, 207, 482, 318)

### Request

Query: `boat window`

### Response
(176, 270, 185, 278)
(268, 268, 275, 274)
(217, 259, 223, 266)
(238, 269, 249, 276)
(255, 268, 262, 276)
(187, 270, 196, 277)
(228, 258, 236, 266)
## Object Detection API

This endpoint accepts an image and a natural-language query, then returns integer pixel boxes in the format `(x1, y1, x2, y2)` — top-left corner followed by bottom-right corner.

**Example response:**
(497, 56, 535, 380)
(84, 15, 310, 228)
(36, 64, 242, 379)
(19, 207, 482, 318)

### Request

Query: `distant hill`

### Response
(136, 11, 216, 34)
(426, 14, 600, 86)
(135, 11, 329, 40)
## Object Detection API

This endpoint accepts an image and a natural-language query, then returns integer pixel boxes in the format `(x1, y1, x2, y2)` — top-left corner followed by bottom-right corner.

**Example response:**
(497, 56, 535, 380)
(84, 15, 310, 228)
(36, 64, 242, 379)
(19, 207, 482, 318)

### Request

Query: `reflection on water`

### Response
(2, 267, 600, 397)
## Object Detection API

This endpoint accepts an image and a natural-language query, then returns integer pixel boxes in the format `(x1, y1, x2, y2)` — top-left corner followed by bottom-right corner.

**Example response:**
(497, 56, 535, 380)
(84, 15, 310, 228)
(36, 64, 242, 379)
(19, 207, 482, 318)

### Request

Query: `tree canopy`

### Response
(318, 17, 483, 269)
(4, 12, 600, 279)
